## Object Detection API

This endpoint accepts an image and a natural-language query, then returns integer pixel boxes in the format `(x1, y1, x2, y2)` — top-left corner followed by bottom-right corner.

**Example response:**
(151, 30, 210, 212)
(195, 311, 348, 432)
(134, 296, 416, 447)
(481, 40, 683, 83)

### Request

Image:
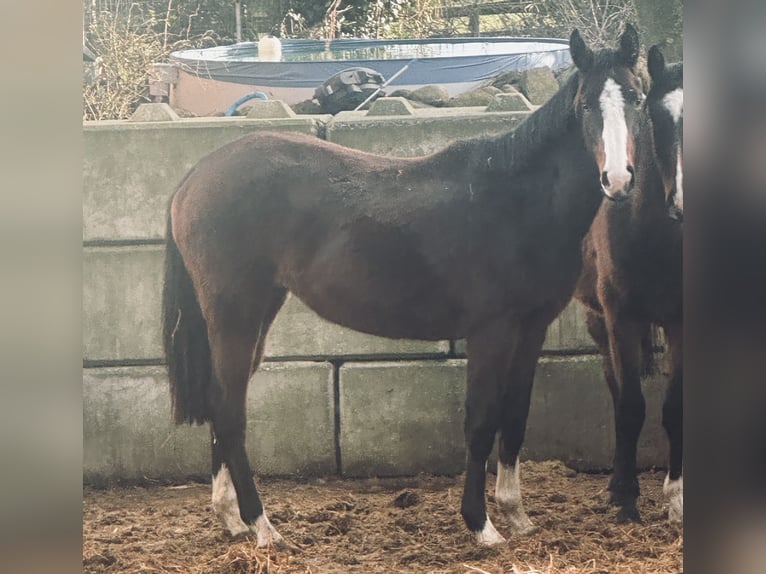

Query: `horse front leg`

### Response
(461, 317, 521, 546)
(494, 312, 549, 537)
(662, 321, 683, 523)
(604, 311, 647, 523)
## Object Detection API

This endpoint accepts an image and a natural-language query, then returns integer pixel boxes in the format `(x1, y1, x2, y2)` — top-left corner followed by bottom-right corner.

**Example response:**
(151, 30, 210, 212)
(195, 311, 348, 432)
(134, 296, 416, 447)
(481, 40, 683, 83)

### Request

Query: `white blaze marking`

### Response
(599, 78, 632, 196)
(663, 88, 683, 124)
(663, 473, 683, 523)
(495, 458, 537, 535)
(212, 464, 249, 536)
(674, 154, 684, 212)
(475, 515, 507, 546)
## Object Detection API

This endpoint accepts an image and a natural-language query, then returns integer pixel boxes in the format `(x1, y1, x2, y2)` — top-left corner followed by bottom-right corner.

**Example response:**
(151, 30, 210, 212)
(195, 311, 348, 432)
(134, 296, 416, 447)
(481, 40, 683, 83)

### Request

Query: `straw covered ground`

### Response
(83, 460, 682, 574)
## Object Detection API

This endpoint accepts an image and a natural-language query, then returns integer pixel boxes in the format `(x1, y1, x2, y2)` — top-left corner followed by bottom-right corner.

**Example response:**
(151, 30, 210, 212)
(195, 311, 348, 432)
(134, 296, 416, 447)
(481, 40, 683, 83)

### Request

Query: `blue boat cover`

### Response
(169, 38, 572, 89)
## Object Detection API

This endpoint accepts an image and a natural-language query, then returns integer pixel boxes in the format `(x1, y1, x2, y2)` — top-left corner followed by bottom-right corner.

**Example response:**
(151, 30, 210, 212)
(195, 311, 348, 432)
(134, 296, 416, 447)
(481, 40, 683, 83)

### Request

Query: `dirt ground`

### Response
(83, 461, 682, 574)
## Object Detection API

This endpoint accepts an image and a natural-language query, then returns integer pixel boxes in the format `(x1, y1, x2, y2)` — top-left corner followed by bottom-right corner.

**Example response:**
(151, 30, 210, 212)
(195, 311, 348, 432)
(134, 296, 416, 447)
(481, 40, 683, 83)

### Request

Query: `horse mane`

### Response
(428, 70, 581, 177)
(486, 69, 581, 176)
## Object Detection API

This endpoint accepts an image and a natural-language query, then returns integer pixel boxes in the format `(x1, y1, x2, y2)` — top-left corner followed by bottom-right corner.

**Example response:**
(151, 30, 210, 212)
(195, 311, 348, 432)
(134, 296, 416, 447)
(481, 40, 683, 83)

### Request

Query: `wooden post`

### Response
(469, 1, 480, 37)
(235, 0, 242, 43)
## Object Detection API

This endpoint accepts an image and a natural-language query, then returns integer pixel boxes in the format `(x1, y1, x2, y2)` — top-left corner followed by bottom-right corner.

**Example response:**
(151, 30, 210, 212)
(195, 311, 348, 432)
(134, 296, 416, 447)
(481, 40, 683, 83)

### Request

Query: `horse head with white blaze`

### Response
(570, 24, 644, 201)
(647, 45, 684, 222)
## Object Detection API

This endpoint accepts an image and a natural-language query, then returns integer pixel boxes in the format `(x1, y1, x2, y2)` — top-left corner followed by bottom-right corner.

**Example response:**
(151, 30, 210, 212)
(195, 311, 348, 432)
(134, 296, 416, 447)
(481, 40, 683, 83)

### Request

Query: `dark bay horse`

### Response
(162, 25, 644, 547)
(573, 45, 683, 524)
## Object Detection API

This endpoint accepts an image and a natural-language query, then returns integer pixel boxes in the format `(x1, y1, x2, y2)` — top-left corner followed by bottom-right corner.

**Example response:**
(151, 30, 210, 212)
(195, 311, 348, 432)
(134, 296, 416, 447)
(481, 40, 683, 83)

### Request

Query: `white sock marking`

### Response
(663, 88, 683, 123)
(211, 464, 249, 536)
(599, 78, 632, 197)
(663, 473, 683, 523)
(475, 515, 507, 546)
(674, 154, 684, 212)
(495, 458, 536, 535)
(212, 464, 286, 545)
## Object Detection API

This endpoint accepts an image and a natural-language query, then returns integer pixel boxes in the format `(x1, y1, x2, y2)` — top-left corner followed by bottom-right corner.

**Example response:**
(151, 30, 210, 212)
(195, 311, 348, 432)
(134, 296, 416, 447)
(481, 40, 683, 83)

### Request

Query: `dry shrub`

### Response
(535, 0, 637, 48)
(83, 2, 217, 121)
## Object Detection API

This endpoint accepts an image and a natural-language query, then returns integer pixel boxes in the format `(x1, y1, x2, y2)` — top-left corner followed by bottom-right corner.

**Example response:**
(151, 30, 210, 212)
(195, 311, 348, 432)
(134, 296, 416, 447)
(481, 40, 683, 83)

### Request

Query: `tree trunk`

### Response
(633, 0, 683, 62)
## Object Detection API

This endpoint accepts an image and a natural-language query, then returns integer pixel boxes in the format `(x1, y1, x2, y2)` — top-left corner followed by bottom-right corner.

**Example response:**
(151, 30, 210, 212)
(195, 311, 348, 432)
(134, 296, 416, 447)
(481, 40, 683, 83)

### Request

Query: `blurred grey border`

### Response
(686, 1, 766, 573)
(0, 3, 83, 574)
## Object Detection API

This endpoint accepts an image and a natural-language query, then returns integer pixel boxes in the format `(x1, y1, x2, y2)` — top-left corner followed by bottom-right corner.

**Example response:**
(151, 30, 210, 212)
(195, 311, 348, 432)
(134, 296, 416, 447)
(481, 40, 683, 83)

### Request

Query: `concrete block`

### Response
(367, 97, 415, 116)
(83, 366, 210, 482)
(83, 245, 164, 362)
(245, 361, 336, 476)
(246, 100, 296, 119)
(486, 92, 534, 112)
(337, 355, 667, 478)
(129, 103, 180, 122)
(518, 355, 668, 471)
(453, 301, 596, 356)
(83, 362, 336, 482)
(83, 119, 327, 242)
(339, 360, 467, 477)
(266, 295, 450, 359)
(82, 245, 448, 362)
(326, 108, 530, 157)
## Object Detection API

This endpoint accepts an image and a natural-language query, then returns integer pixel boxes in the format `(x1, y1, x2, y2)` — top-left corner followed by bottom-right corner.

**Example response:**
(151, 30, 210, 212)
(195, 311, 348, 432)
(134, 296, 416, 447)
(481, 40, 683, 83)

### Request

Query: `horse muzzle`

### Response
(601, 167, 635, 201)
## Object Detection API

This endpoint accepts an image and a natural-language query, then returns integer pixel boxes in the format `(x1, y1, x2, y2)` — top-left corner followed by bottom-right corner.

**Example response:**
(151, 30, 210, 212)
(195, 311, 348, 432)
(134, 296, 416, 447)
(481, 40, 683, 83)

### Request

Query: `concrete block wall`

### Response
(83, 101, 669, 484)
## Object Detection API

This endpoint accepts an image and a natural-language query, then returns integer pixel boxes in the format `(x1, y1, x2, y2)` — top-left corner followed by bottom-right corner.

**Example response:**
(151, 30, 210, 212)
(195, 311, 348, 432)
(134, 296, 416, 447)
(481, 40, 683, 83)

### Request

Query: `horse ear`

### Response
(570, 29, 593, 72)
(619, 23, 640, 68)
(647, 45, 666, 81)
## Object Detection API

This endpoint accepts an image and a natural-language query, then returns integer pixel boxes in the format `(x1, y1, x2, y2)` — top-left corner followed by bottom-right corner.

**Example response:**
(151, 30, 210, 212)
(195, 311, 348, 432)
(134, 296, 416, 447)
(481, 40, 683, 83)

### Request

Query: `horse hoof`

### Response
(500, 505, 537, 536)
(275, 539, 303, 555)
(252, 514, 285, 549)
(514, 523, 539, 537)
(668, 506, 683, 524)
(230, 530, 253, 543)
(663, 475, 683, 524)
(615, 506, 642, 524)
(475, 516, 507, 546)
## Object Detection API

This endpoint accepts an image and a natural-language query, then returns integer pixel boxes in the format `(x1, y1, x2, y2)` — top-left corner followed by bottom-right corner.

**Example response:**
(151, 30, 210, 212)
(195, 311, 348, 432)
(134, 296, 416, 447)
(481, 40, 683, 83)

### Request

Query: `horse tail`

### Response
(162, 203, 212, 426)
(640, 324, 664, 378)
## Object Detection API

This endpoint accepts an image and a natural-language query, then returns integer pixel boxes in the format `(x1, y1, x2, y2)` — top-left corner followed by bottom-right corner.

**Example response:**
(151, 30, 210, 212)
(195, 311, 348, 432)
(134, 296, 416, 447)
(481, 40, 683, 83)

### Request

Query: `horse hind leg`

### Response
(207, 286, 288, 546)
(661, 322, 683, 523)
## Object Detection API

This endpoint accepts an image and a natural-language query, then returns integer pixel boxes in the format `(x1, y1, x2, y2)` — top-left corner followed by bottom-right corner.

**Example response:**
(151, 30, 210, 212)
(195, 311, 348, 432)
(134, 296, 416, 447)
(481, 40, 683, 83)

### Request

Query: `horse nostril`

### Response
(601, 171, 610, 188)
(627, 165, 635, 185)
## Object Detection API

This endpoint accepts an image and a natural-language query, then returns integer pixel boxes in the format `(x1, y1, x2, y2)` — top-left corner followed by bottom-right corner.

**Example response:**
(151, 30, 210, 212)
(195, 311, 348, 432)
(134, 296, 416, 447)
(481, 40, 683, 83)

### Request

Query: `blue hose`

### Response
(224, 91, 269, 116)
